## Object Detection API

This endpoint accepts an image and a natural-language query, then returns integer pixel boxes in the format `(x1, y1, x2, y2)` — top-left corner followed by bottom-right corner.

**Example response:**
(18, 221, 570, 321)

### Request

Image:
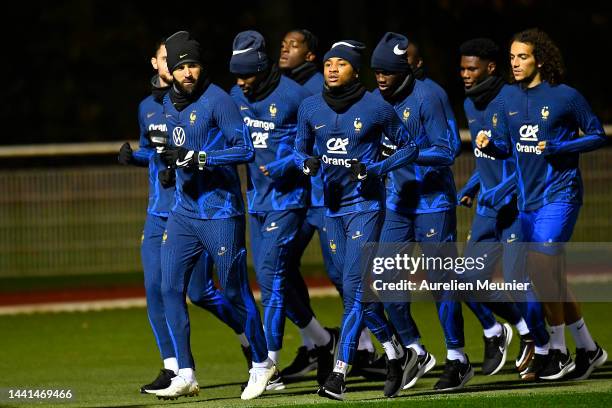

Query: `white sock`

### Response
(535, 343, 550, 355)
(484, 321, 503, 338)
(382, 337, 404, 360)
(163, 357, 179, 374)
(567, 318, 597, 351)
(549, 324, 567, 354)
(515, 318, 530, 336)
(357, 329, 375, 352)
(332, 360, 348, 376)
(236, 333, 249, 348)
(268, 350, 280, 366)
(178, 367, 195, 382)
(408, 341, 426, 356)
(301, 318, 331, 347)
(447, 348, 467, 363)
(252, 357, 274, 369)
(299, 328, 315, 350)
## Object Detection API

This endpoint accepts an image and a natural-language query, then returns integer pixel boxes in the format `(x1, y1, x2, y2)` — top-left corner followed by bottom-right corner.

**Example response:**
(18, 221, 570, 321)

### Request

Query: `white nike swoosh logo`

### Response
(351, 234, 363, 239)
(240, 106, 249, 111)
(218, 249, 227, 255)
(176, 158, 191, 167)
(315, 124, 326, 130)
(393, 44, 407, 55)
(332, 41, 357, 49)
(147, 112, 155, 118)
(509, 111, 519, 116)
(266, 226, 279, 232)
(179, 53, 188, 58)
(468, 119, 476, 123)
(507, 237, 518, 243)
(426, 232, 437, 238)
(232, 48, 253, 55)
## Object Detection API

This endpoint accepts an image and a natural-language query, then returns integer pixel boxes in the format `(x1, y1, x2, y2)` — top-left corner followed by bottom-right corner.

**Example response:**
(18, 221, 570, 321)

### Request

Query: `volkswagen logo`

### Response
(172, 127, 186, 146)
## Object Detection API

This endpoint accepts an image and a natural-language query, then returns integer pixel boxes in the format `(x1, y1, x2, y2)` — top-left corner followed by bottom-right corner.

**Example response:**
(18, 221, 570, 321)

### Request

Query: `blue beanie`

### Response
(371, 32, 410, 73)
(323, 40, 366, 71)
(230, 30, 269, 75)
(165, 30, 202, 72)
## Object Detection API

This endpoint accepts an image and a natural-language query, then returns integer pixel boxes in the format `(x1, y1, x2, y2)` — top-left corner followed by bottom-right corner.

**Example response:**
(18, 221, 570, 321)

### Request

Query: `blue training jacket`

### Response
(482, 81, 606, 211)
(163, 84, 255, 220)
(230, 76, 310, 213)
(134, 90, 174, 217)
(459, 84, 518, 217)
(374, 79, 457, 215)
(294, 90, 419, 217)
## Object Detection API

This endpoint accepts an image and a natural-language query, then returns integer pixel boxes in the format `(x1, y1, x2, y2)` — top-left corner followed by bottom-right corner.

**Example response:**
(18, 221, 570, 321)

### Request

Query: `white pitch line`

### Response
(0, 286, 340, 316)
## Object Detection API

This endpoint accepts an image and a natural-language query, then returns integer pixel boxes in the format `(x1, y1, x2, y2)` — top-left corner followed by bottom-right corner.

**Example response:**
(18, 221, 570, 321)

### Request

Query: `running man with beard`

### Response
(154, 31, 273, 401)
(118, 39, 251, 396)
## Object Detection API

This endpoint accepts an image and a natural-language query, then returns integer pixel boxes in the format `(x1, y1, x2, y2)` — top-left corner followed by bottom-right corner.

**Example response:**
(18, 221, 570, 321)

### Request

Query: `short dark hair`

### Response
(153, 38, 166, 57)
(410, 40, 421, 57)
(459, 38, 499, 62)
(511, 28, 564, 85)
(288, 29, 319, 56)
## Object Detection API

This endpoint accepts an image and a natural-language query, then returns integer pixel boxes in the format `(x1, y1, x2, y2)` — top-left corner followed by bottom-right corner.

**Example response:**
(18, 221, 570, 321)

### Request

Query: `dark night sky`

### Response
(5, 0, 611, 145)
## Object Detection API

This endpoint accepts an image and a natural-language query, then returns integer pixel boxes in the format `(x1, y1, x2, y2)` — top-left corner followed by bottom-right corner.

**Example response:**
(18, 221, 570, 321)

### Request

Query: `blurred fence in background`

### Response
(1, 133, 611, 278)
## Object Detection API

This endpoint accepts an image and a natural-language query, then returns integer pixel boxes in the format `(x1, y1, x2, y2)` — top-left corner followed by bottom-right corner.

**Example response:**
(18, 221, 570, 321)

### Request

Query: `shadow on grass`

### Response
(113, 361, 612, 406)
(352, 376, 593, 400)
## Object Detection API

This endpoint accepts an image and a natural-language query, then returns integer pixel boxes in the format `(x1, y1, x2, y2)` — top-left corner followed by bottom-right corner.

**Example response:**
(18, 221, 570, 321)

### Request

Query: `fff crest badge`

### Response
(402, 108, 410, 121)
(269, 103, 277, 118)
(353, 118, 363, 132)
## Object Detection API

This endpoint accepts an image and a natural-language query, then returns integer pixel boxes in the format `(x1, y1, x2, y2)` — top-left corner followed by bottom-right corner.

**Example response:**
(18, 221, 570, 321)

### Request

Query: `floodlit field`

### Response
(1, 297, 611, 407)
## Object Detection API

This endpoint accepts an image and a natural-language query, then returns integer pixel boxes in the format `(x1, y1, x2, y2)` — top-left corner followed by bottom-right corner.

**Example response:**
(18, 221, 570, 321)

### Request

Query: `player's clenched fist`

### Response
(475, 130, 490, 149)
(118, 142, 134, 165)
(302, 156, 321, 176)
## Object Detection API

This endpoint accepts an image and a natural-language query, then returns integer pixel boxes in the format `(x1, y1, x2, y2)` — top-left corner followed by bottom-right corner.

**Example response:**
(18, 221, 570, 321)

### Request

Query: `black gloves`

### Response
(349, 159, 369, 181)
(118, 142, 134, 165)
(158, 168, 176, 188)
(302, 156, 321, 176)
(160, 147, 197, 169)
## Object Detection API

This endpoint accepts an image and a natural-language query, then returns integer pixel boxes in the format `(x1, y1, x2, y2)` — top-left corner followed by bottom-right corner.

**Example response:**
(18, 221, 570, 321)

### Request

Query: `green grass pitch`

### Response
(1, 297, 611, 407)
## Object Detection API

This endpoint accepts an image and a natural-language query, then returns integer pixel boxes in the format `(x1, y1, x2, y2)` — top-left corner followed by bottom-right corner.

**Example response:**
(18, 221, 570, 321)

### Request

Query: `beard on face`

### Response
(176, 77, 198, 95)
(160, 71, 174, 84)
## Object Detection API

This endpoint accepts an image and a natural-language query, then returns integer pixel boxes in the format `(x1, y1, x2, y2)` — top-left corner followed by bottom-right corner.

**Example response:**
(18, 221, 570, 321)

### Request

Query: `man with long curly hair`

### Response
(477, 28, 608, 381)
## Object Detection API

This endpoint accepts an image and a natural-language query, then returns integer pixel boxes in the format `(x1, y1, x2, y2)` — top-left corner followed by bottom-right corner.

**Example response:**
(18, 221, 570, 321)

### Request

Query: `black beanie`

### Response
(323, 40, 366, 71)
(165, 30, 202, 72)
(230, 30, 269, 75)
(371, 32, 410, 73)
